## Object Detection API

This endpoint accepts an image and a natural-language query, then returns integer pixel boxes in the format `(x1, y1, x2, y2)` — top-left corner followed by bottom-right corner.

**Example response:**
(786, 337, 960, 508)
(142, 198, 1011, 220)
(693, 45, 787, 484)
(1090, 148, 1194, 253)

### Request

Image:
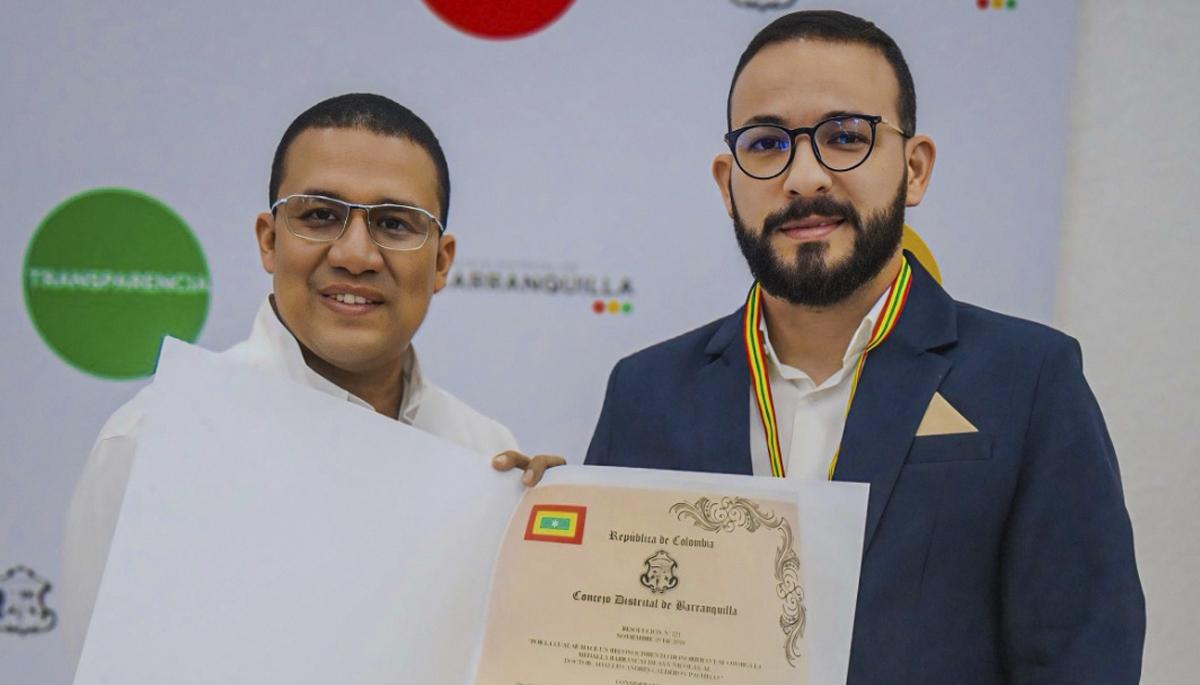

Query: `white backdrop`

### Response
(1, 2, 1078, 683)
(1059, 3, 1200, 683)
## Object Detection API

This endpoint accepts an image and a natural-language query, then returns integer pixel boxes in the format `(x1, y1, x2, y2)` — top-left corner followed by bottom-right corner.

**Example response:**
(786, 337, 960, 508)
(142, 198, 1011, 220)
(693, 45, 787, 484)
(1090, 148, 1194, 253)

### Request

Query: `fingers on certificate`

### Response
(492, 451, 568, 486)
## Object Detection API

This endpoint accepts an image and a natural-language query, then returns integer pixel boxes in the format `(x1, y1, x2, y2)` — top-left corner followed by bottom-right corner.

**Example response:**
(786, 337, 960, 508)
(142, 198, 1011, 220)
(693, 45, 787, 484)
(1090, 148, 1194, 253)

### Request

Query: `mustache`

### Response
(761, 196, 862, 234)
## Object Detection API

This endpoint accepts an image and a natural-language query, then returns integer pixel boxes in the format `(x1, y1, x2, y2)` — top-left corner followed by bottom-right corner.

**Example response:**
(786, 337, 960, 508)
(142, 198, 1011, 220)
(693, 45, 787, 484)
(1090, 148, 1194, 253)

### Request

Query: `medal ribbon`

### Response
(743, 258, 913, 479)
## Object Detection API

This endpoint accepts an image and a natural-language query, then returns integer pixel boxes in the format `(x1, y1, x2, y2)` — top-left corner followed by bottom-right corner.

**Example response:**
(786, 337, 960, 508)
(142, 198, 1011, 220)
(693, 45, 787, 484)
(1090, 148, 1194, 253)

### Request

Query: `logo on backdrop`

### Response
(448, 260, 635, 316)
(424, 0, 575, 40)
(23, 187, 210, 380)
(0, 566, 57, 636)
(730, 0, 799, 9)
(976, 0, 1018, 9)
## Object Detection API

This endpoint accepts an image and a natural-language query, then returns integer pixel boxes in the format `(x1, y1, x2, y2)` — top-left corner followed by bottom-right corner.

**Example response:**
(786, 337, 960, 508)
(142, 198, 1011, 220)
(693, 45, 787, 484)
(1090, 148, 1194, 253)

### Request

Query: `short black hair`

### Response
(269, 93, 451, 225)
(727, 10, 916, 136)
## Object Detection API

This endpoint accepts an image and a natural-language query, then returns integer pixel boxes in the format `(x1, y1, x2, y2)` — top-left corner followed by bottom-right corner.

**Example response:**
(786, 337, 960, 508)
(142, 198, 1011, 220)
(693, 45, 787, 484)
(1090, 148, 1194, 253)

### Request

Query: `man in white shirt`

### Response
(61, 93, 554, 668)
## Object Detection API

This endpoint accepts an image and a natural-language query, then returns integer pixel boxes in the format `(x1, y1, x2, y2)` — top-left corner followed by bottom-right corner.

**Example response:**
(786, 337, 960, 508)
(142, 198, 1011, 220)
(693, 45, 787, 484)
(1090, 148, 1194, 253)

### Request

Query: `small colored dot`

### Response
(592, 300, 604, 314)
(622, 302, 633, 314)
(991, 0, 1003, 9)
(1006, 0, 1017, 8)
(607, 300, 620, 314)
(977, 0, 988, 8)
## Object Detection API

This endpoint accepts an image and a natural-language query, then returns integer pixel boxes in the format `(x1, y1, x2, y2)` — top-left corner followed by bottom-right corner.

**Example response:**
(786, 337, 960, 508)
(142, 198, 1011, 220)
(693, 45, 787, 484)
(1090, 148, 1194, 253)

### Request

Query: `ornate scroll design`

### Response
(669, 497, 804, 666)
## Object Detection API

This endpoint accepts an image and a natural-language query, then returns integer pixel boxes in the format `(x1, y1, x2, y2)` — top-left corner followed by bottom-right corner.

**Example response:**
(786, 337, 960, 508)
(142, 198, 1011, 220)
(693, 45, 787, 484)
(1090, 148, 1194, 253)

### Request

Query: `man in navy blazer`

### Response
(581, 10, 1145, 684)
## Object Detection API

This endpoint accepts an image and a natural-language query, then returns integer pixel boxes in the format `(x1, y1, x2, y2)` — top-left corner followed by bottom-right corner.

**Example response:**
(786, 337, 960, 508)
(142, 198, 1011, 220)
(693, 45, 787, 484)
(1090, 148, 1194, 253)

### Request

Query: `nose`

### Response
(326, 208, 384, 274)
(780, 134, 833, 197)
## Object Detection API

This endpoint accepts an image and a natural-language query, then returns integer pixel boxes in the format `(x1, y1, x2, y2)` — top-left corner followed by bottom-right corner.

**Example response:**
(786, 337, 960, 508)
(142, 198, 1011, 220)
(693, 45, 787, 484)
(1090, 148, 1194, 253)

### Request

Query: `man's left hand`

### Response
(492, 450, 567, 486)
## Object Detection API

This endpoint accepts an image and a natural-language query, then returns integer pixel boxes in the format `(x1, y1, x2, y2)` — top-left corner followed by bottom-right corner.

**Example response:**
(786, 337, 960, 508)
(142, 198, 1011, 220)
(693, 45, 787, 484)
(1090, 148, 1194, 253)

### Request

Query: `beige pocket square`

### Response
(916, 392, 978, 436)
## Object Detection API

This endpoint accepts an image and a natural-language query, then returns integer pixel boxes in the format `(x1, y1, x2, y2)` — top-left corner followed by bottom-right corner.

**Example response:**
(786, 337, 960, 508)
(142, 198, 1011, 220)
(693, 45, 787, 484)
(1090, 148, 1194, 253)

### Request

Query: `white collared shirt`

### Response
(748, 290, 888, 479)
(61, 298, 518, 669)
(220, 299, 515, 445)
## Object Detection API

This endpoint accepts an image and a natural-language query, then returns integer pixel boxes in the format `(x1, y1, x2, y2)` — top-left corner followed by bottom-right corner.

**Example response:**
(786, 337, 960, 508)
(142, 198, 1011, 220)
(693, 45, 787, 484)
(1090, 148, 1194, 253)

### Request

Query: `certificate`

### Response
(472, 468, 868, 685)
(73, 340, 866, 685)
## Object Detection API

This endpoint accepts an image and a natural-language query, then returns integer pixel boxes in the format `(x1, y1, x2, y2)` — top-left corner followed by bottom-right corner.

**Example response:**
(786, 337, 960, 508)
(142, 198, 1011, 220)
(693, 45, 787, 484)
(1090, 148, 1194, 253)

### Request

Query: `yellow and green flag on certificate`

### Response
(524, 504, 587, 544)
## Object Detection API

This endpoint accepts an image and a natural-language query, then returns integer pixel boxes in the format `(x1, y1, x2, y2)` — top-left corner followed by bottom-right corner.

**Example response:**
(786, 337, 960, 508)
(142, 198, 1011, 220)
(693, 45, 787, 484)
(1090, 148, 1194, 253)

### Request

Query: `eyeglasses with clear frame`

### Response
(724, 114, 912, 180)
(269, 194, 445, 251)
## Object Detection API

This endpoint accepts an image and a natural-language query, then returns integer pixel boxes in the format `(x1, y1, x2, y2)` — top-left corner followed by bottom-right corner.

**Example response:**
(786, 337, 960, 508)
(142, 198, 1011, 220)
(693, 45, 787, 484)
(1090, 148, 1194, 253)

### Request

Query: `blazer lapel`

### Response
(833, 255, 958, 549)
(688, 307, 753, 475)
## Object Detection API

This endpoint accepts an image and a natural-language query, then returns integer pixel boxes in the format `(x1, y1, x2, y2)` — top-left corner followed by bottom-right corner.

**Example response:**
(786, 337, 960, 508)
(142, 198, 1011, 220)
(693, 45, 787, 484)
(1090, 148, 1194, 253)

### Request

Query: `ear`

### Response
(255, 211, 277, 274)
(712, 153, 735, 218)
(903, 134, 936, 207)
(433, 232, 456, 293)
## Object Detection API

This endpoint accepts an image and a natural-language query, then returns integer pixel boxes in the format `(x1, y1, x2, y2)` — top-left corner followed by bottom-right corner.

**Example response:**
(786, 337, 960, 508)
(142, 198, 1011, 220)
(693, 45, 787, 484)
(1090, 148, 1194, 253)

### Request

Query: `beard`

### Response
(733, 179, 907, 307)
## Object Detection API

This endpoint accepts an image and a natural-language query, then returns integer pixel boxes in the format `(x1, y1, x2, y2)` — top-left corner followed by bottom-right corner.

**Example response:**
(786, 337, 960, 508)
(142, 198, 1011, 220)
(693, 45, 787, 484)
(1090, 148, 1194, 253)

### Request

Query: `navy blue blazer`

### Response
(585, 256, 1145, 684)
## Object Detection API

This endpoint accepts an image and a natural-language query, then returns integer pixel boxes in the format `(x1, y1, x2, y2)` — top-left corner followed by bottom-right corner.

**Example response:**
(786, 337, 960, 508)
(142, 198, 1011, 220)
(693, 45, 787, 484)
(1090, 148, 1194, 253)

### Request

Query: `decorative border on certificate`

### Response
(670, 496, 805, 666)
(524, 504, 588, 544)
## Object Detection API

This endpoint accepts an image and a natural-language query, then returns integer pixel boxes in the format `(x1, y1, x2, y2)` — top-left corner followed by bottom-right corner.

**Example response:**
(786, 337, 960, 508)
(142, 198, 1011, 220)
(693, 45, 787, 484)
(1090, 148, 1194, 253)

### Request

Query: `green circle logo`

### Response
(23, 188, 210, 379)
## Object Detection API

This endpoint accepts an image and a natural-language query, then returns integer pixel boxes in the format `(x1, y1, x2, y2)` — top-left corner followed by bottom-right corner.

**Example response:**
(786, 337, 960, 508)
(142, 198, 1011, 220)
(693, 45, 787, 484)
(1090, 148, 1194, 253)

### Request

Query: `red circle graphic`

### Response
(424, 0, 575, 40)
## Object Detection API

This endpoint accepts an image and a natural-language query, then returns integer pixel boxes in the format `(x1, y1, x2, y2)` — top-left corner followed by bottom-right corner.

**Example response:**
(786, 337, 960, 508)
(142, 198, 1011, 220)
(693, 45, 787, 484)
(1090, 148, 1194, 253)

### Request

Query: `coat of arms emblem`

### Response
(640, 550, 680, 594)
(0, 565, 57, 636)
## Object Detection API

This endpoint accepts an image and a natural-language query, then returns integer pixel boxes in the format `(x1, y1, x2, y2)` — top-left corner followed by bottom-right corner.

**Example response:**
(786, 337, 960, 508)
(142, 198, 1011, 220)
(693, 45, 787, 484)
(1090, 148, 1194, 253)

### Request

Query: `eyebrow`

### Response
(301, 188, 423, 207)
(738, 110, 869, 128)
(741, 114, 788, 127)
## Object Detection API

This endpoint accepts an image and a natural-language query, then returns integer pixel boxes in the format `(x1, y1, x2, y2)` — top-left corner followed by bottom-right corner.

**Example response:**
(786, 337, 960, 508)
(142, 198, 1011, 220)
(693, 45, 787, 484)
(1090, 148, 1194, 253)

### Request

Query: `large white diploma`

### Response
(73, 339, 528, 684)
(74, 339, 868, 685)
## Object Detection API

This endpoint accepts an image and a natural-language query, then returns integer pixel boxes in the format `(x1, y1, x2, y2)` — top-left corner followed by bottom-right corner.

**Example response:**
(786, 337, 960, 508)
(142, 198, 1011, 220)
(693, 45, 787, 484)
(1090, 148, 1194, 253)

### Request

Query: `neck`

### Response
(759, 250, 903, 385)
(300, 348, 406, 418)
(269, 296, 406, 418)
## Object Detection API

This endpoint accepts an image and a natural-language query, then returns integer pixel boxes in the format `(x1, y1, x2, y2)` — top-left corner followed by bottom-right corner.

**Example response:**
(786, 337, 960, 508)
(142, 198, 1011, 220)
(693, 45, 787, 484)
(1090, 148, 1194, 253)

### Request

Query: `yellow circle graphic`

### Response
(901, 224, 941, 284)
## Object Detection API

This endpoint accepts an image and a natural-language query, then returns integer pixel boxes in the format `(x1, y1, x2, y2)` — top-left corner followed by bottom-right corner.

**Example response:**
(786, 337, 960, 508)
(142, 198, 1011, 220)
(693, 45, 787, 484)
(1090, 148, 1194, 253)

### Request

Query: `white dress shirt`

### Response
(748, 290, 888, 480)
(61, 298, 518, 669)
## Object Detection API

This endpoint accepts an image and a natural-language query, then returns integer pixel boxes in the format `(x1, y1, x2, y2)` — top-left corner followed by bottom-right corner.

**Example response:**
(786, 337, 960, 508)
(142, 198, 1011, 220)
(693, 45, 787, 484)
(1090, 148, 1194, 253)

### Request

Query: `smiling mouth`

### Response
(325, 292, 380, 305)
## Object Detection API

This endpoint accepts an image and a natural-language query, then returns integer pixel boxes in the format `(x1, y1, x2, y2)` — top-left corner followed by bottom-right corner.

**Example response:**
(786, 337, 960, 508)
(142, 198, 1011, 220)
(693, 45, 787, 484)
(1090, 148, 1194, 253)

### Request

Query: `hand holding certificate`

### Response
(74, 340, 867, 685)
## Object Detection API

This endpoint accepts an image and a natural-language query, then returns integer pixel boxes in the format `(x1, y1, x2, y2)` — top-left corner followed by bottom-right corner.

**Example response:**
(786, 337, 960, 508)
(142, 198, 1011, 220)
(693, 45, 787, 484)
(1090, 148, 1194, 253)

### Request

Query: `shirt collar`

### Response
(759, 287, 889, 385)
(247, 297, 426, 423)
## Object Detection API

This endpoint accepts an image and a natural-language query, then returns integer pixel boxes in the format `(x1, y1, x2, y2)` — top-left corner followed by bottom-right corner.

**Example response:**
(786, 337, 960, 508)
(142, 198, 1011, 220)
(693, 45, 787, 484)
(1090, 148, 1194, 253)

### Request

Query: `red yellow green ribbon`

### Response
(743, 258, 913, 479)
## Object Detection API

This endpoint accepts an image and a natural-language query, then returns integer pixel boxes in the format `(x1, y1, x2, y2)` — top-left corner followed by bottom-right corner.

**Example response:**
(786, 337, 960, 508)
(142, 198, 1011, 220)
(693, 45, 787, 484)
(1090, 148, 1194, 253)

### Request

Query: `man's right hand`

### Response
(491, 451, 567, 487)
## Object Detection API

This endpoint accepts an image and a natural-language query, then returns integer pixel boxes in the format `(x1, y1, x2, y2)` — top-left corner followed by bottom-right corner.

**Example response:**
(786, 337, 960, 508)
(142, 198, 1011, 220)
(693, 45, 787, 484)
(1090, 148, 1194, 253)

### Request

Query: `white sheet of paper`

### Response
(73, 338, 527, 684)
